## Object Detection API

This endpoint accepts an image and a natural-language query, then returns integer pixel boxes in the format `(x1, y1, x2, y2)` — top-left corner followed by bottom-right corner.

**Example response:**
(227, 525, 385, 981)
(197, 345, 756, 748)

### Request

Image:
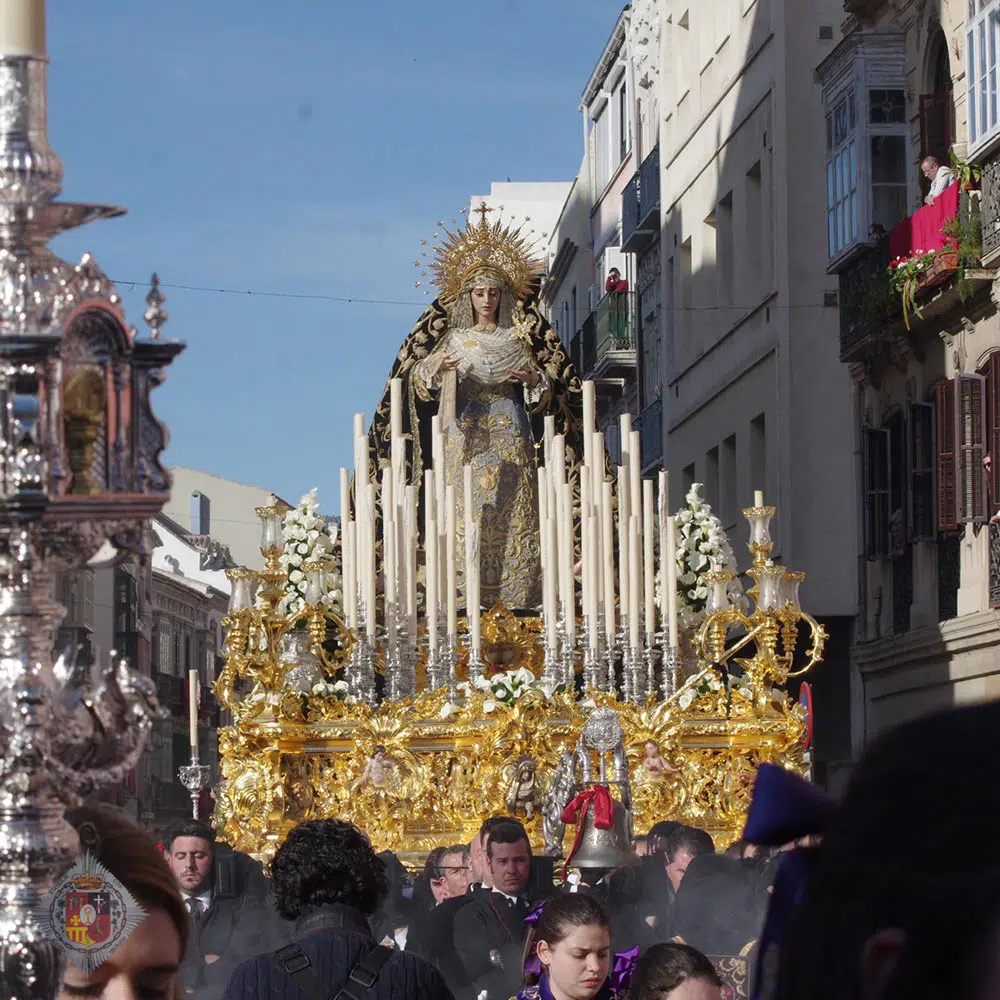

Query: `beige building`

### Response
(820, 0, 1000, 743)
(163, 467, 287, 572)
(544, 8, 640, 459)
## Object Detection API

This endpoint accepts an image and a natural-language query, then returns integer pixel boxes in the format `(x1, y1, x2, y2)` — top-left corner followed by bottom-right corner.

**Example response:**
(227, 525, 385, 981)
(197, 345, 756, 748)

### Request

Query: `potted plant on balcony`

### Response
(888, 249, 940, 329)
(950, 150, 982, 192)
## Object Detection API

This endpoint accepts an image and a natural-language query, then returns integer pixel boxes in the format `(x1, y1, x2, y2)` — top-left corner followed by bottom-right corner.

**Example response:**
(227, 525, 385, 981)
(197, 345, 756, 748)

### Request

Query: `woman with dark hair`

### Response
(517, 894, 635, 1000)
(60, 805, 190, 1000)
(630, 943, 722, 1000)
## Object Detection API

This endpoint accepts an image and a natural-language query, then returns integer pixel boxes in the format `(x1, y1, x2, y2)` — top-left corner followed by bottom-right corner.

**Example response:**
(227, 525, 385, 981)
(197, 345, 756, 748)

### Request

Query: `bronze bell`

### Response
(569, 796, 633, 871)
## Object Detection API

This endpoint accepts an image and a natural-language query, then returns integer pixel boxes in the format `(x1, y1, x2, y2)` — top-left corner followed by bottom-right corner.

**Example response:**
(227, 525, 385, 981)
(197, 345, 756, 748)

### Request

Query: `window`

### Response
(721, 434, 738, 529)
(826, 89, 858, 257)
(967, 1, 1000, 153)
(863, 424, 890, 559)
(618, 79, 630, 163)
(682, 463, 696, 495)
(986, 352, 1000, 507)
(159, 628, 172, 674)
(717, 192, 734, 309)
(908, 401, 936, 541)
(705, 446, 720, 511)
(745, 164, 763, 290)
(870, 134, 907, 234)
(593, 104, 610, 194)
(936, 373, 988, 530)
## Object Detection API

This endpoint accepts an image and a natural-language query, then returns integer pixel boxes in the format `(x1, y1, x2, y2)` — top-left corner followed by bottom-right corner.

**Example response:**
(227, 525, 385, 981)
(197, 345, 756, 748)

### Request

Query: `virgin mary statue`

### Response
(368, 206, 584, 611)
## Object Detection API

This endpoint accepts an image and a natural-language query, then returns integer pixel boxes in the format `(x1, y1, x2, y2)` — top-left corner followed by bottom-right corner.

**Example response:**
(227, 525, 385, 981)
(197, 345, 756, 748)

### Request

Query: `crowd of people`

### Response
(54, 700, 1000, 1000)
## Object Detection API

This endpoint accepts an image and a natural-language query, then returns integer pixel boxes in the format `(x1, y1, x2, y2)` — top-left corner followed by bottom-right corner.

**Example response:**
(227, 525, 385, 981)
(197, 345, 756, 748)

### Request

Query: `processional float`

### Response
(214, 209, 827, 866)
(0, 3, 182, 997)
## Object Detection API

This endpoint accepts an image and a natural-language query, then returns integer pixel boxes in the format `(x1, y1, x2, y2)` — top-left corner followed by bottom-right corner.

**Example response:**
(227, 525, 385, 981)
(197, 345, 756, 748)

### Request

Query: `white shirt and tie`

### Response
(184, 891, 212, 921)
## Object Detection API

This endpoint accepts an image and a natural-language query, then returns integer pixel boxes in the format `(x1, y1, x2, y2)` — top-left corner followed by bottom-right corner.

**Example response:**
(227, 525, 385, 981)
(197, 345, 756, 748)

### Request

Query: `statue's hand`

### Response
(507, 367, 540, 388)
(439, 353, 460, 372)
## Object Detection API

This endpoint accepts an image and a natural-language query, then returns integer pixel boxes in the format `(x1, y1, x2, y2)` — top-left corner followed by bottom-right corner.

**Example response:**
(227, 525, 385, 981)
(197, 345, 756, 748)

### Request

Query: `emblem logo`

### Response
(36, 852, 147, 973)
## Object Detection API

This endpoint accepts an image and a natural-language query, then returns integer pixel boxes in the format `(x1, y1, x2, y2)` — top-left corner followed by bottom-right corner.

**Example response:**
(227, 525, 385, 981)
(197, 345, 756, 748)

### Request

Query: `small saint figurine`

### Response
(353, 745, 392, 792)
(505, 756, 539, 819)
(639, 741, 675, 782)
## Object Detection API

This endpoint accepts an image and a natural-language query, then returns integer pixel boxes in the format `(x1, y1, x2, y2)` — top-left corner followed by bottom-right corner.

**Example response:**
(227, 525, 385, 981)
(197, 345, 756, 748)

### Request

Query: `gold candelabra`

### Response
(694, 502, 827, 713)
(214, 504, 351, 712)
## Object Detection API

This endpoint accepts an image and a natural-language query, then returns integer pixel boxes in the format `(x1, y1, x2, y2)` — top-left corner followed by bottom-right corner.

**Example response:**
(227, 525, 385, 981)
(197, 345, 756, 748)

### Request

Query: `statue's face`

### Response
(471, 285, 501, 324)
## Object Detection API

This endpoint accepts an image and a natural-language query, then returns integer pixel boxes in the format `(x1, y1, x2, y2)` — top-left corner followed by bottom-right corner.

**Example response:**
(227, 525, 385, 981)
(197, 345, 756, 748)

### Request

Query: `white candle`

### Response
(587, 516, 601, 649)
(353, 412, 366, 446)
(619, 412, 632, 462)
(601, 481, 616, 643)
(364, 486, 377, 639)
(340, 467, 351, 525)
(188, 669, 199, 751)
(426, 517, 439, 651)
(405, 486, 418, 635)
(755, 490, 764, 508)
(592, 431, 605, 507)
(390, 378, 404, 492)
(630, 430, 642, 523)
(446, 485, 457, 639)
(581, 504, 591, 630)
(643, 479, 656, 641)
(355, 434, 370, 490)
(628, 517, 641, 650)
(617, 463, 630, 617)
(544, 516, 558, 647)
(658, 470, 670, 620)
(560, 482, 575, 640)
(344, 520, 357, 628)
(0, 0, 45, 57)
(382, 469, 396, 612)
(544, 415, 556, 467)
(583, 381, 596, 468)
(666, 515, 679, 647)
(469, 524, 481, 651)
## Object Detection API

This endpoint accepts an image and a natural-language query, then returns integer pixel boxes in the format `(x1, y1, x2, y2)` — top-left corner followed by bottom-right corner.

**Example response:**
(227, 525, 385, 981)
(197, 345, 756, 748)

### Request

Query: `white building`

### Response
(468, 181, 573, 264)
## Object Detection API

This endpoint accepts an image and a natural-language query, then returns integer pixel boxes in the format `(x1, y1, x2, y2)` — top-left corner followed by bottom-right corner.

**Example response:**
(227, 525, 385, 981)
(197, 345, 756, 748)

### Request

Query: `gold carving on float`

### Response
(214, 499, 822, 866)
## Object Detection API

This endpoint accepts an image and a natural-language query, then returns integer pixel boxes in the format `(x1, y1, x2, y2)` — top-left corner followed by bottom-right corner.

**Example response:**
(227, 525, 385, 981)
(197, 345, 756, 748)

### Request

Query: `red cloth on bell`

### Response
(561, 785, 616, 876)
(888, 180, 960, 260)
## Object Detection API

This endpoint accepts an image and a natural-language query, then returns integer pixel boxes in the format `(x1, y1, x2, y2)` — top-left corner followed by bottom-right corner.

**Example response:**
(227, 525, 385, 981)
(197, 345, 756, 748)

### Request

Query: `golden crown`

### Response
(71, 873, 103, 891)
(414, 202, 545, 303)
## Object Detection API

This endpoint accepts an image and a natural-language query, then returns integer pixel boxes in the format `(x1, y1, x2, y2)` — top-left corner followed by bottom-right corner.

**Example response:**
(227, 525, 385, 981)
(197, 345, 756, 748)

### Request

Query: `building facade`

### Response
(544, 8, 640, 461)
(821, 0, 1000, 744)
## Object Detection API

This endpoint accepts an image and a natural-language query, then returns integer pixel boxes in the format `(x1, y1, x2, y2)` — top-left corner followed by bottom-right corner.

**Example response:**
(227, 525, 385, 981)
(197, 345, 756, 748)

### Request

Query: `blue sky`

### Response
(46, 2, 617, 512)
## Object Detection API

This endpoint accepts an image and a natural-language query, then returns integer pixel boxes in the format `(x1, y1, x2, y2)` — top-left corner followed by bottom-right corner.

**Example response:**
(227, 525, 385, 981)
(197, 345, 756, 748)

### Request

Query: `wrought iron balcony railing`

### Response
(155, 672, 185, 712)
(981, 155, 1000, 268)
(622, 145, 660, 253)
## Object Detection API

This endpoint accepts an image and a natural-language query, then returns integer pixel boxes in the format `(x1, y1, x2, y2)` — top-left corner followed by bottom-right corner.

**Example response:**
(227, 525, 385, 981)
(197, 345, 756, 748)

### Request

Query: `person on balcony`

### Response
(605, 268, 630, 341)
(922, 155, 956, 205)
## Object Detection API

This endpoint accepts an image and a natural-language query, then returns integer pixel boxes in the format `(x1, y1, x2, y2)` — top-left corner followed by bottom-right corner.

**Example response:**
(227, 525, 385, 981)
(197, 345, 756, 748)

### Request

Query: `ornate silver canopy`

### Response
(0, 6, 183, 997)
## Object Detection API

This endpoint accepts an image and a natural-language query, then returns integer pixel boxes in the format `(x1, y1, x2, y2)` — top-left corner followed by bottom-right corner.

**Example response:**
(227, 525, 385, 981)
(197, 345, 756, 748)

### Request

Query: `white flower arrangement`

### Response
(677, 670, 724, 710)
(309, 678, 356, 705)
(271, 489, 343, 618)
(456, 667, 566, 714)
(657, 483, 746, 631)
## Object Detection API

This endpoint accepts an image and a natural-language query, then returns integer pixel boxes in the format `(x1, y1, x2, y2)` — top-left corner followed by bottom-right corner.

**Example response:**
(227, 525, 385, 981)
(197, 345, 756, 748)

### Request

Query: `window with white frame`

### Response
(820, 33, 909, 265)
(967, 1, 1000, 154)
(593, 103, 611, 193)
(826, 90, 858, 258)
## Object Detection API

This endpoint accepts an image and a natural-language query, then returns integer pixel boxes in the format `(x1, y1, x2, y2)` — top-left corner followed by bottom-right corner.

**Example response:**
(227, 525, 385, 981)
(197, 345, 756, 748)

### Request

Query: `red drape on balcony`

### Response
(888, 180, 960, 259)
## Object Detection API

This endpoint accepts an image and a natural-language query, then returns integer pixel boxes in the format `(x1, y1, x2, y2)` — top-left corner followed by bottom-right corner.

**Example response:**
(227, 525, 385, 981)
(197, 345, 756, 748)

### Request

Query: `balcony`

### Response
(622, 146, 660, 253)
(981, 155, 1000, 268)
(155, 672, 185, 714)
(839, 188, 989, 364)
(639, 398, 663, 471)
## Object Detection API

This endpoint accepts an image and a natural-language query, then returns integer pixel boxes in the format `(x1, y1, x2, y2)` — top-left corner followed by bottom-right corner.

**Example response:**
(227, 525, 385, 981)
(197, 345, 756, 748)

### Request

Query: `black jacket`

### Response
(406, 895, 475, 993)
(223, 904, 453, 1000)
(453, 890, 534, 1000)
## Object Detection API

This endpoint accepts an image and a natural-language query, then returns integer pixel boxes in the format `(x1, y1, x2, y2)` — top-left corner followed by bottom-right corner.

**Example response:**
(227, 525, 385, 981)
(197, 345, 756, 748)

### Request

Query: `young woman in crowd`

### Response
(60, 805, 189, 1000)
(629, 943, 723, 1000)
(516, 893, 635, 1000)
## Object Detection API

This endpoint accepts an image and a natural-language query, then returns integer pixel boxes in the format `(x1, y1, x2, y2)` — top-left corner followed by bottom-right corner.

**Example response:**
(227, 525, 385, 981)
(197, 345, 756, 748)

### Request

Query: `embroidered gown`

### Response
(416, 323, 547, 610)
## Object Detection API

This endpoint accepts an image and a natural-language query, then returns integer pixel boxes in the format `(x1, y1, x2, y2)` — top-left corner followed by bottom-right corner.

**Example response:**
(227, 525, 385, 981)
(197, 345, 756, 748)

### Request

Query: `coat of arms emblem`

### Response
(36, 852, 146, 973)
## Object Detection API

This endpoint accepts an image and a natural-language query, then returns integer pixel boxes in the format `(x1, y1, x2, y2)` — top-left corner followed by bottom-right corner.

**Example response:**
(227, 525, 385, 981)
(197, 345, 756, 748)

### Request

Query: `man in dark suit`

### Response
(224, 819, 452, 1000)
(163, 820, 288, 1000)
(453, 820, 540, 1000)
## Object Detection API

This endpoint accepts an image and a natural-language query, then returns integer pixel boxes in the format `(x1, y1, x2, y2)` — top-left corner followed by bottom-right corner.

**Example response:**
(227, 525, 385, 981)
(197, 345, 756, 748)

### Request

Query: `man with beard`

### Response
(163, 820, 287, 1000)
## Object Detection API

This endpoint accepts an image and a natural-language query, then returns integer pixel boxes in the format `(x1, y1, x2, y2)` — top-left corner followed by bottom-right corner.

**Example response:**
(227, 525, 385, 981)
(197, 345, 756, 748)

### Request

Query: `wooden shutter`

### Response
(988, 353, 1000, 508)
(936, 379, 958, 531)
(908, 401, 935, 541)
(955, 372, 988, 524)
(919, 93, 955, 162)
(863, 424, 890, 560)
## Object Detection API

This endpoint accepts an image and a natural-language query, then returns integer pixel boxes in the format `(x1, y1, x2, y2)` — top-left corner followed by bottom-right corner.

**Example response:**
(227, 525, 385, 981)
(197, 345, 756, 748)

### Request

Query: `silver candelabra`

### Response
(0, 9, 183, 997)
(178, 751, 211, 821)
